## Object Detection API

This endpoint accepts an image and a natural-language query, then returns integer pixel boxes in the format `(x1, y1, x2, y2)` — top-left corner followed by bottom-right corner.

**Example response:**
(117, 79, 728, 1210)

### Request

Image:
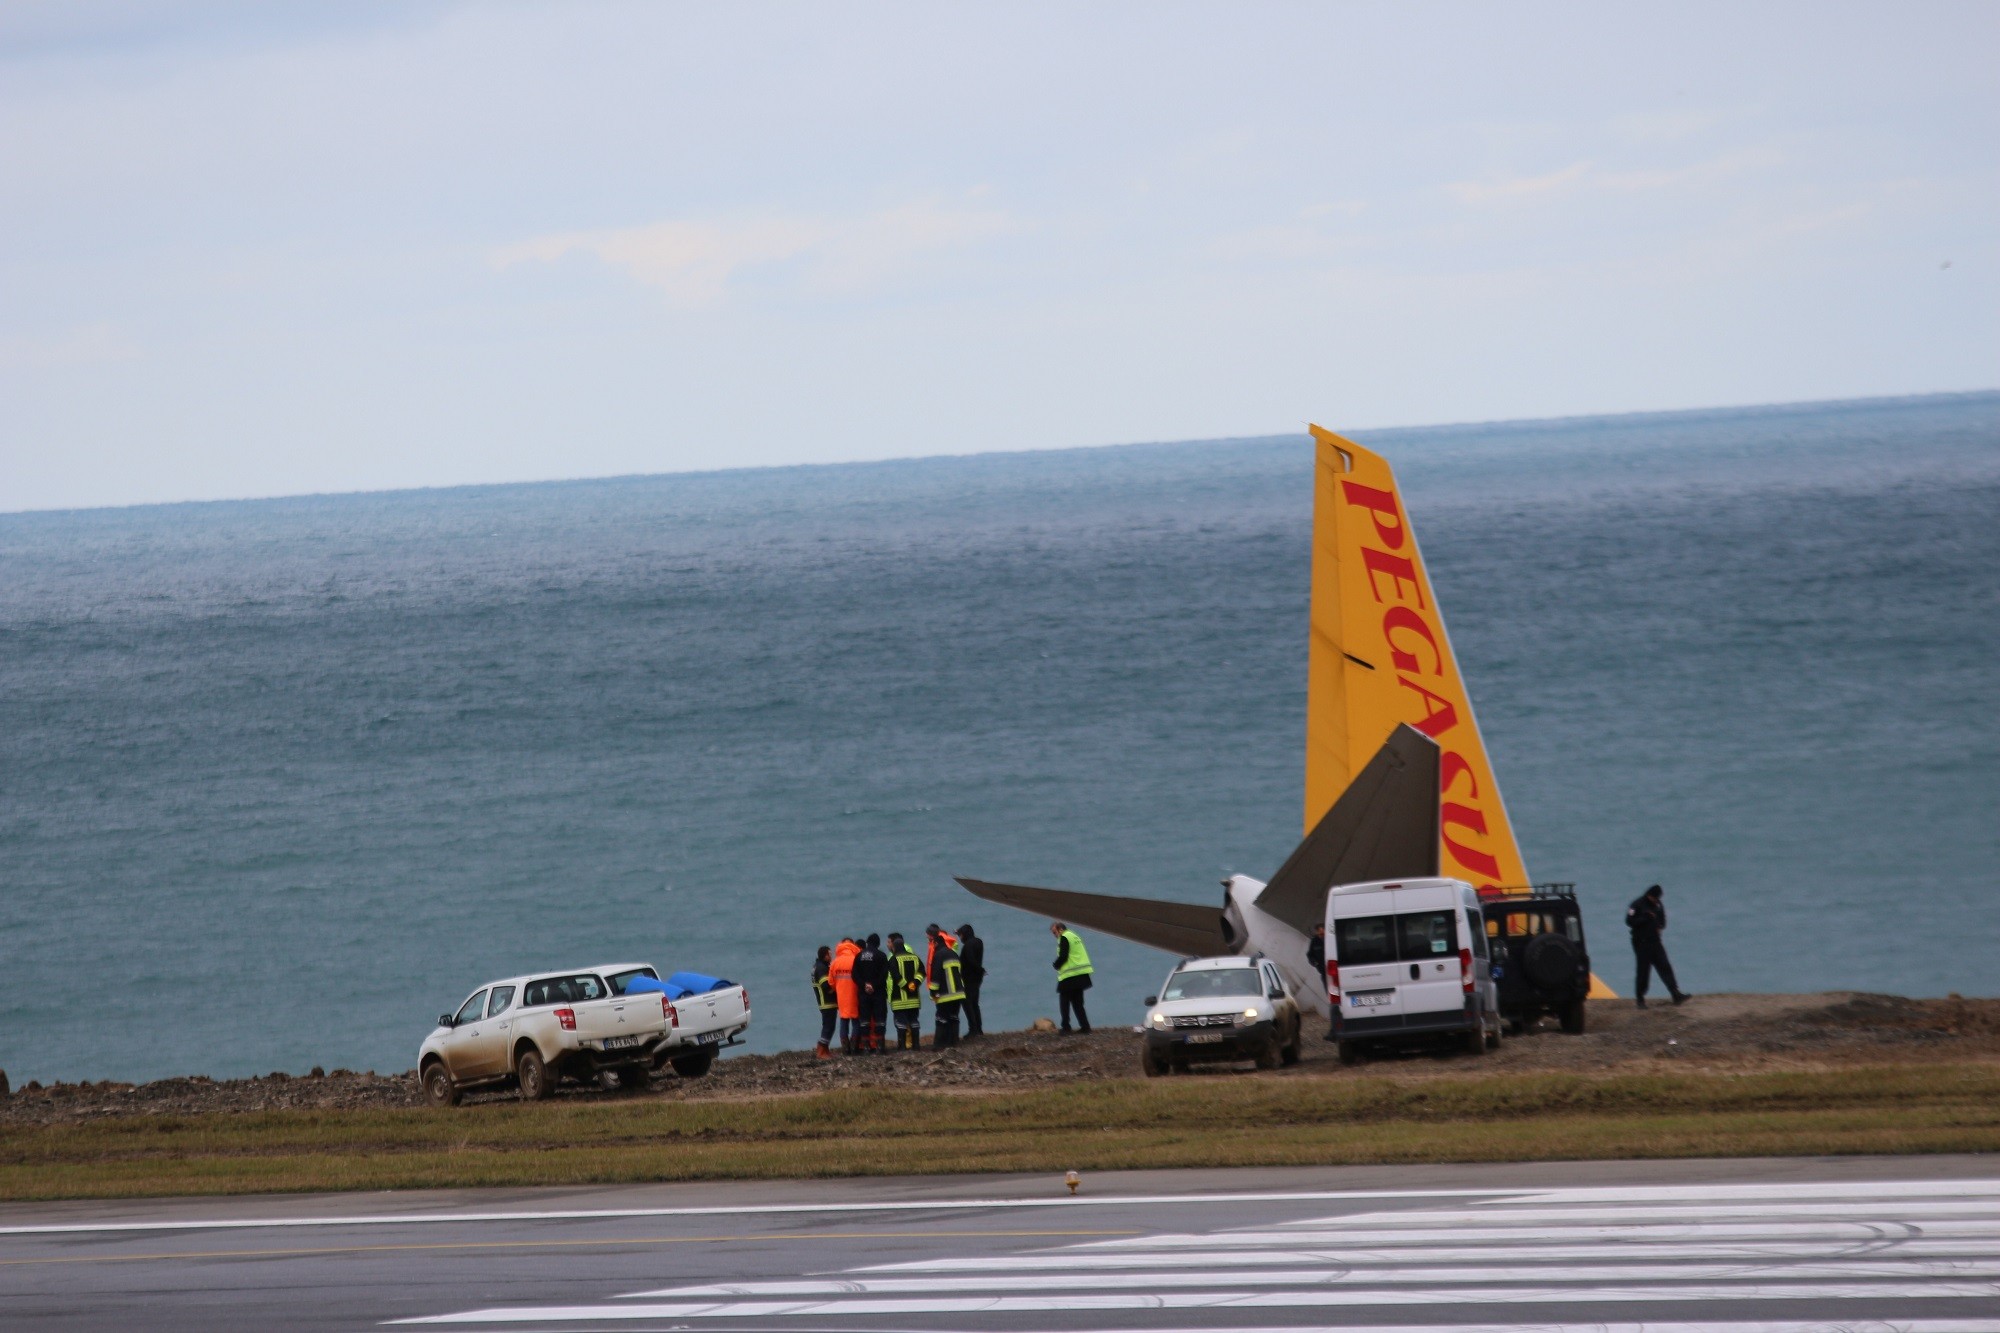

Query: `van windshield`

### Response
(1162, 968, 1263, 1001)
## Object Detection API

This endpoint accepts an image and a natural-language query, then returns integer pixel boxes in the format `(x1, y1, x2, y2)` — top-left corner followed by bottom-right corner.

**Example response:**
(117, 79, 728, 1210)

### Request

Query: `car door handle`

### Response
(1409, 964, 1420, 980)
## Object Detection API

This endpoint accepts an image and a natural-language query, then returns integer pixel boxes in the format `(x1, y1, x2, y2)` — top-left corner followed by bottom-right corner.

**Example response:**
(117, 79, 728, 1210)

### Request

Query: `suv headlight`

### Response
(1148, 1011, 1169, 1029)
(1236, 1006, 1262, 1026)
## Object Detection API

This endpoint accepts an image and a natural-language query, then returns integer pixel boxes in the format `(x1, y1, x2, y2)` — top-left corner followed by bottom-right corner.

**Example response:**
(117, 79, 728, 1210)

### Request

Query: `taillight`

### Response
(1459, 947, 1475, 994)
(662, 1000, 678, 1028)
(740, 986, 749, 1010)
(1326, 958, 1340, 1001)
(555, 1007, 576, 1031)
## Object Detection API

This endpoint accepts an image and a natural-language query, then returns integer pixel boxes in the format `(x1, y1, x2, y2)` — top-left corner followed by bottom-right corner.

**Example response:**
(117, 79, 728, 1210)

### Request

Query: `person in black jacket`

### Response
(1626, 885, 1689, 1008)
(956, 923, 986, 1038)
(852, 933, 889, 1053)
(1306, 923, 1326, 978)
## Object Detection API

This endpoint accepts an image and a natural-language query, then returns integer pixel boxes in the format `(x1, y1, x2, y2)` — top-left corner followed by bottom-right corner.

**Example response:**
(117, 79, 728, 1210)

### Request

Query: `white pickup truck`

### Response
(419, 962, 751, 1107)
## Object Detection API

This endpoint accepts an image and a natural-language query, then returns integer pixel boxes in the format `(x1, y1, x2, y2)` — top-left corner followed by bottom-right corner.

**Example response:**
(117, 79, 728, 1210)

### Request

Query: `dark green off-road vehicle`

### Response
(1481, 884, 1592, 1034)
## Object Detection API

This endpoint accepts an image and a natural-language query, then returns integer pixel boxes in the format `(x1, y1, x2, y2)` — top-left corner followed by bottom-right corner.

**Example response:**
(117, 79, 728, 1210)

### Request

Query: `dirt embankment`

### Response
(3, 991, 1995, 1127)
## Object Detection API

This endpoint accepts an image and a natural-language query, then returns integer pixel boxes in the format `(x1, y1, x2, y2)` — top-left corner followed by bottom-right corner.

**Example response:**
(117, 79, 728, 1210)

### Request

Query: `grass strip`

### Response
(3, 1064, 1995, 1201)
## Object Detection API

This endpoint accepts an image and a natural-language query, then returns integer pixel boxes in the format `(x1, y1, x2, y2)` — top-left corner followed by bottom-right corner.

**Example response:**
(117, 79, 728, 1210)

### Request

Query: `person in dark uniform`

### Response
(852, 933, 889, 1054)
(886, 931, 926, 1051)
(1306, 923, 1326, 978)
(810, 944, 837, 1060)
(956, 922, 986, 1038)
(1626, 884, 1689, 1008)
(927, 933, 965, 1047)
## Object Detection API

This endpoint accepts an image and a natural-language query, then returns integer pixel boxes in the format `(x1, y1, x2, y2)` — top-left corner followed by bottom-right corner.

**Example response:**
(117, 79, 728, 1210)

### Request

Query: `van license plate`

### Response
(1348, 992, 1392, 1008)
(603, 1035, 644, 1049)
(1186, 1033, 1225, 1044)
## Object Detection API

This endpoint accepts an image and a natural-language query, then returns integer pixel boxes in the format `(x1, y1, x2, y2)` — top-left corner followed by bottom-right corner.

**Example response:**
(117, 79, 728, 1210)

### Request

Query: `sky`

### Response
(2, 1, 1995, 512)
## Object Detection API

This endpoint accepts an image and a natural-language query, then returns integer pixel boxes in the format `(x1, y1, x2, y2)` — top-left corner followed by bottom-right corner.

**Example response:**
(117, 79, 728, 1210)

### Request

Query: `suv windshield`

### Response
(1161, 968, 1263, 1001)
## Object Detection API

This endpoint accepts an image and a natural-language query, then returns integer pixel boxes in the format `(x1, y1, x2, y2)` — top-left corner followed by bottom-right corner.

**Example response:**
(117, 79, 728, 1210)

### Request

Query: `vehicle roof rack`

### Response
(1475, 882, 1578, 899)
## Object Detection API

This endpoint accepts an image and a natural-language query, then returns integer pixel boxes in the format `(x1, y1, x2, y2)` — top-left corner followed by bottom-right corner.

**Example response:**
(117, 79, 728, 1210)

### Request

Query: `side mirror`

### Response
(1269, 989, 1284, 1000)
(438, 1013, 456, 1029)
(1143, 996, 1157, 1006)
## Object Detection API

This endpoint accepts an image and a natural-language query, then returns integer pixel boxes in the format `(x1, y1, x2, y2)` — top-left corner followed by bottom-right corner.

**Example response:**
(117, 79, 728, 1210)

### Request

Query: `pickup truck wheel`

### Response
(613, 1062, 651, 1090)
(515, 1047, 554, 1101)
(670, 1049, 715, 1079)
(422, 1061, 459, 1108)
(1560, 998, 1588, 1034)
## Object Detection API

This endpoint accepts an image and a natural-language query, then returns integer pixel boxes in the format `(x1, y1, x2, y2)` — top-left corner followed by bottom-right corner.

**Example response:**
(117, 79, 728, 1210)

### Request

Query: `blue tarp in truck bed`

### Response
(623, 972, 733, 1000)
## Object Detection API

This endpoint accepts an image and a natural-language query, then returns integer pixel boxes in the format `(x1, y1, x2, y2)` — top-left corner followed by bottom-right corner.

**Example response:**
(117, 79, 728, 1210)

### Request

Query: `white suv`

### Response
(1140, 955, 1303, 1076)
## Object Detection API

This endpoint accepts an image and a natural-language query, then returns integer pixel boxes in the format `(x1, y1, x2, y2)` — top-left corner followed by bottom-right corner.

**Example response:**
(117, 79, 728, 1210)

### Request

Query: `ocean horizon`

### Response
(2, 390, 1996, 1085)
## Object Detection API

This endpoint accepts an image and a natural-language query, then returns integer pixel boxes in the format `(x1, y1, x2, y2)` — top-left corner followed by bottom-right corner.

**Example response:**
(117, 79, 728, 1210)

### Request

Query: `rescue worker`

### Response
(886, 931, 925, 1050)
(956, 922, 986, 1038)
(924, 922, 959, 978)
(1050, 920, 1094, 1033)
(927, 931, 966, 1047)
(810, 944, 837, 1060)
(830, 936, 861, 1054)
(1626, 884, 1690, 1008)
(853, 932, 889, 1054)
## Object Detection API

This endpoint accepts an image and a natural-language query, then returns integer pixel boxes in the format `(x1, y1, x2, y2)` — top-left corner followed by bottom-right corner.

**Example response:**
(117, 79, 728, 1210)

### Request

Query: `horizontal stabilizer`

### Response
(1253, 722, 1441, 935)
(955, 877, 1228, 957)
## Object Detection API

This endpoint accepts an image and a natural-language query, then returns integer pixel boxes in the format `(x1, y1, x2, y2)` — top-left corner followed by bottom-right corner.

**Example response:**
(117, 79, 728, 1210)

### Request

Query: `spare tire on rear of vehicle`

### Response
(1523, 933, 1581, 989)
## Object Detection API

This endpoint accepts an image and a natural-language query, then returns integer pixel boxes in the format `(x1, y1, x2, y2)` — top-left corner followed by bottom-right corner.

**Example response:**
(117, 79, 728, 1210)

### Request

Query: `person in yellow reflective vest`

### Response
(810, 944, 837, 1060)
(1051, 921, 1094, 1034)
(886, 931, 926, 1051)
(927, 933, 966, 1048)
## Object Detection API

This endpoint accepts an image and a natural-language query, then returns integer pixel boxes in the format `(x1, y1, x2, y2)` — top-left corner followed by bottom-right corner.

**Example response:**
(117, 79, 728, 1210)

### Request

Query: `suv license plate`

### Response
(1348, 992, 1393, 1008)
(603, 1035, 644, 1049)
(1186, 1033, 1225, 1044)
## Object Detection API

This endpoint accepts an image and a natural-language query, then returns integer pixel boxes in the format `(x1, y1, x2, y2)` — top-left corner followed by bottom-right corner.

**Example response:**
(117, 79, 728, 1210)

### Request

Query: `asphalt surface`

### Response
(3, 1157, 1997, 1331)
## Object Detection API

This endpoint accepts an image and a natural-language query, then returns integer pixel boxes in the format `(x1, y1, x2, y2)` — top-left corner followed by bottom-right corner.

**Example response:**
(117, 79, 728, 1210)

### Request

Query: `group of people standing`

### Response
(812, 924, 986, 1055)
(808, 919, 1100, 1052)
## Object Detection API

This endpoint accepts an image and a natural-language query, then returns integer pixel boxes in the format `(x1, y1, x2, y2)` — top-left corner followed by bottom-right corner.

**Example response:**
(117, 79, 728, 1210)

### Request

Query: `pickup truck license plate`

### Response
(603, 1035, 644, 1049)
(697, 1031, 723, 1045)
(1185, 1033, 1225, 1044)
(1348, 991, 1393, 1008)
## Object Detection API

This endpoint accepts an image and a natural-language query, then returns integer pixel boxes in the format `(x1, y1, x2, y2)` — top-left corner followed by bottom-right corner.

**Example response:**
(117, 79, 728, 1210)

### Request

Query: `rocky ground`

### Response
(4, 992, 1996, 1127)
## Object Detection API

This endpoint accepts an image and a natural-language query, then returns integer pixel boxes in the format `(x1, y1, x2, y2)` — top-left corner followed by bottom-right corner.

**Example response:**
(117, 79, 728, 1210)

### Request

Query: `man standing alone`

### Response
(1626, 884, 1689, 1008)
(1050, 920, 1094, 1034)
(956, 922, 986, 1038)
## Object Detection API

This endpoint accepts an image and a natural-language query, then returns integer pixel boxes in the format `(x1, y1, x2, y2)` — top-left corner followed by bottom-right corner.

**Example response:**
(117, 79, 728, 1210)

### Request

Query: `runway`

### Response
(2, 1157, 1997, 1330)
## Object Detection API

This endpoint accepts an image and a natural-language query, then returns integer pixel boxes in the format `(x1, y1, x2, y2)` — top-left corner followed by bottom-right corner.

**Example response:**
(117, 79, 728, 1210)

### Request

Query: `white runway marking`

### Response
(396, 1283, 2000, 1322)
(0, 1187, 1487, 1237)
(388, 1175, 2000, 1329)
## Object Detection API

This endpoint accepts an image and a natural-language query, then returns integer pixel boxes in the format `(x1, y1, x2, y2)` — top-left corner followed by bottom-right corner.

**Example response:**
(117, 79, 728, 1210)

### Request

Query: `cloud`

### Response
(1448, 149, 1781, 207)
(493, 200, 1020, 306)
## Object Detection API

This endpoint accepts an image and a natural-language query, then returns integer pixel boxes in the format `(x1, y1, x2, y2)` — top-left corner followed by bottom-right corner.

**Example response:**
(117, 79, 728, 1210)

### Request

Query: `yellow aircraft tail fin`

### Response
(1306, 425, 1527, 886)
(1308, 425, 1613, 996)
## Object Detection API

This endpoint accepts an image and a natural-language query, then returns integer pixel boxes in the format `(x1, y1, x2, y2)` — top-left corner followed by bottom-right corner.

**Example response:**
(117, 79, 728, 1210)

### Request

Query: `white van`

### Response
(1324, 877, 1501, 1063)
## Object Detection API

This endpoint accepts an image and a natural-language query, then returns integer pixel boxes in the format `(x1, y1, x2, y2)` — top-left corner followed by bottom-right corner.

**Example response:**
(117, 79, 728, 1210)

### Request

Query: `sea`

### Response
(2, 392, 1996, 1086)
